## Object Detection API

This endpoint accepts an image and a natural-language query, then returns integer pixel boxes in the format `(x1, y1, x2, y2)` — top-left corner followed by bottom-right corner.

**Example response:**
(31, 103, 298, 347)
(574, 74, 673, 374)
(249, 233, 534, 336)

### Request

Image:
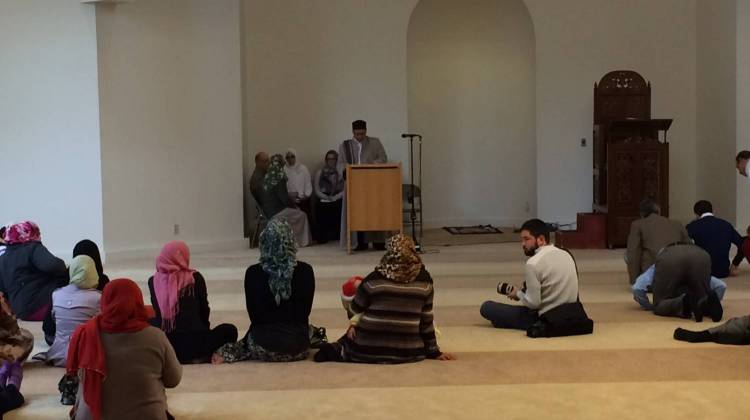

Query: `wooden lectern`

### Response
(346, 163, 403, 254)
(592, 70, 672, 247)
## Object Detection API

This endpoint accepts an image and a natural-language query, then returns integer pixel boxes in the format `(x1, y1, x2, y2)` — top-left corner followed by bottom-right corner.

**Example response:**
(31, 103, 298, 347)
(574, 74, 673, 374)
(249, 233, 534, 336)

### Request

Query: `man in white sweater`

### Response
(480, 219, 579, 330)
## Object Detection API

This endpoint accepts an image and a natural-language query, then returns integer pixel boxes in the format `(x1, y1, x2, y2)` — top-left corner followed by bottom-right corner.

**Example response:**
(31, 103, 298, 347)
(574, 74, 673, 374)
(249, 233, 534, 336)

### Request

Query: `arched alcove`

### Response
(407, 0, 535, 228)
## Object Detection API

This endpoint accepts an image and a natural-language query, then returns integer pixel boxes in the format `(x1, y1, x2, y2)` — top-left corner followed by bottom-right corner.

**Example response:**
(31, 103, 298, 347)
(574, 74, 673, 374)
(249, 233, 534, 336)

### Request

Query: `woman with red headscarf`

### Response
(67, 278, 182, 420)
(0, 221, 68, 344)
(148, 241, 237, 364)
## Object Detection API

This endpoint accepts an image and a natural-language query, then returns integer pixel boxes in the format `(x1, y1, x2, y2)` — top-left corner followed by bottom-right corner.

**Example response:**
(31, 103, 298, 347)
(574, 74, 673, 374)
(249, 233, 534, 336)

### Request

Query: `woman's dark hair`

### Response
(736, 150, 750, 162)
(520, 218, 550, 242)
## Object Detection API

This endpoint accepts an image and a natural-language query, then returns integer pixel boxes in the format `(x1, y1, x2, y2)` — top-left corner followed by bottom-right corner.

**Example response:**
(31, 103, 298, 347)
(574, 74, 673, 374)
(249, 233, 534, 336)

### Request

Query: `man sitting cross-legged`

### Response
(480, 219, 579, 330)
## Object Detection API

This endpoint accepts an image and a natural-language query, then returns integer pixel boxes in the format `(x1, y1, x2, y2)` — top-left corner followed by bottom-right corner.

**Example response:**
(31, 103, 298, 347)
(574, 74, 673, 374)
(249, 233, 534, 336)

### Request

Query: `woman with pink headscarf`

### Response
(0, 221, 68, 344)
(147, 241, 238, 364)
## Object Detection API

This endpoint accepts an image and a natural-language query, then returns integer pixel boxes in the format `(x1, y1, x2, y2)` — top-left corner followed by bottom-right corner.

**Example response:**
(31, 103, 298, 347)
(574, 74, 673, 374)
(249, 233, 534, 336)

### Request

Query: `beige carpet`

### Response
(9, 242, 750, 419)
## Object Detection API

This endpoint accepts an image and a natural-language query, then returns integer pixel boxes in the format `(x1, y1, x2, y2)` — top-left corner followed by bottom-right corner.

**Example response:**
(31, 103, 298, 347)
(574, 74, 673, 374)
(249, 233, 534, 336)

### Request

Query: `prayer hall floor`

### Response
(11, 242, 750, 419)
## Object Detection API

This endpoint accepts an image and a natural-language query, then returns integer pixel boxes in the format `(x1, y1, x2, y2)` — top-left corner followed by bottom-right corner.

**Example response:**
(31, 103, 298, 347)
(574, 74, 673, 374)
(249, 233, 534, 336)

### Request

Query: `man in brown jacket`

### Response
(626, 199, 690, 284)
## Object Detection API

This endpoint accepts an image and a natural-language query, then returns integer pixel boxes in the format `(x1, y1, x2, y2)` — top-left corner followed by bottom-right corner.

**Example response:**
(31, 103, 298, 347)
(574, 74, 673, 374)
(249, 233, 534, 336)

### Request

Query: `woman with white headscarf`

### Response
(284, 149, 314, 230)
(284, 148, 313, 206)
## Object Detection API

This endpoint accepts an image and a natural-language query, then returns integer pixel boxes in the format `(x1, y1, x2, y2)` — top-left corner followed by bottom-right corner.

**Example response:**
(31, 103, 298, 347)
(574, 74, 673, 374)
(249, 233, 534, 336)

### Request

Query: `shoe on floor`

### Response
(673, 327, 712, 343)
(705, 292, 723, 322)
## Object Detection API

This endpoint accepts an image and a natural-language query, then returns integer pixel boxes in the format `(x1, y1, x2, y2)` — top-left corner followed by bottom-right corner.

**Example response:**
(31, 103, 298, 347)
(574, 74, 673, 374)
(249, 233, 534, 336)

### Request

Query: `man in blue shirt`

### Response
(686, 200, 743, 278)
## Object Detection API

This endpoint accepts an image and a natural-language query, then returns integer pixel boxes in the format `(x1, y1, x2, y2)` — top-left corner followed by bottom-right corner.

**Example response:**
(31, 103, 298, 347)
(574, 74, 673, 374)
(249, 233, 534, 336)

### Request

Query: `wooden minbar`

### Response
(592, 70, 672, 247)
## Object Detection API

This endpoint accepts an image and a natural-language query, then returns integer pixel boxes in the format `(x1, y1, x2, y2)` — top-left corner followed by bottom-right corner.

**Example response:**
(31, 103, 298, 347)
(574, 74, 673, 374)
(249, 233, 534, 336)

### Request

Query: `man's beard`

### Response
(523, 243, 538, 257)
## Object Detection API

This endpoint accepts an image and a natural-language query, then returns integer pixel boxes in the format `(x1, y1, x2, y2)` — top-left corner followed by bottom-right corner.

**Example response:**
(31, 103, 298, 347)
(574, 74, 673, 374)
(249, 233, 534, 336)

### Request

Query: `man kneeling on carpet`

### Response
(315, 234, 455, 363)
(480, 219, 581, 332)
(632, 243, 723, 322)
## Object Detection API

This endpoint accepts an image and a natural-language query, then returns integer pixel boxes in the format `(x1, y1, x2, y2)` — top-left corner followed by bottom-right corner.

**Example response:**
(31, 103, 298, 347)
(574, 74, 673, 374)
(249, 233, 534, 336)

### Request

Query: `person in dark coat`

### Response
(0, 221, 68, 343)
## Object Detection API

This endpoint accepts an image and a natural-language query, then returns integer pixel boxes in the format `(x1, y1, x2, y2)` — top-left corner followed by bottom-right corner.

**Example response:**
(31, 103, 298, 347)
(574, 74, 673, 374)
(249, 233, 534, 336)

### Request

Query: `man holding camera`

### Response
(480, 219, 579, 330)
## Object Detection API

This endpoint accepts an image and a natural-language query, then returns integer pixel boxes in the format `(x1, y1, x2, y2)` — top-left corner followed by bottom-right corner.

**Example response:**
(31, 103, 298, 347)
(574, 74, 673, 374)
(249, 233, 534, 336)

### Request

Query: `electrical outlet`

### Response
(173, 224, 180, 235)
(580, 138, 587, 147)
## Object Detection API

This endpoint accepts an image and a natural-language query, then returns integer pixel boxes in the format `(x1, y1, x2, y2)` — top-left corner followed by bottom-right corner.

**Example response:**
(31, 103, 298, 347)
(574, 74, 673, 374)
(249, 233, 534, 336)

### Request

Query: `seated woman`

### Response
(315, 234, 455, 364)
(284, 148, 314, 223)
(34, 255, 101, 368)
(0, 292, 34, 364)
(149, 241, 238, 364)
(256, 154, 311, 247)
(73, 240, 110, 291)
(313, 150, 345, 243)
(212, 220, 314, 363)
(68, 278, 182, 420)
(0, 221, 68, 343)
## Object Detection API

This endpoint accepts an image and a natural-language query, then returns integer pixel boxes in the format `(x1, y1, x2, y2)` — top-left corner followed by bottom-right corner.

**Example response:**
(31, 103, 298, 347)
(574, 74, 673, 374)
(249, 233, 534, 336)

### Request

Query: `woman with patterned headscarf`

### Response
(0, 292, 33, 364)
(212, 220, 315, 363)
(0, 221, 68, 344)
(315, 234, 455, 364)
(147, 241, 238, 364)
(34, 255, 101, 368)
(255, 154, 311, 246)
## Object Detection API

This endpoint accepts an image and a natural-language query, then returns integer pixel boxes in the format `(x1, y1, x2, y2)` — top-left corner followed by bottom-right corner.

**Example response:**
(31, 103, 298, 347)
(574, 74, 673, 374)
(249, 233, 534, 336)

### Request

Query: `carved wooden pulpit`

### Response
(592, 70, 672, 247)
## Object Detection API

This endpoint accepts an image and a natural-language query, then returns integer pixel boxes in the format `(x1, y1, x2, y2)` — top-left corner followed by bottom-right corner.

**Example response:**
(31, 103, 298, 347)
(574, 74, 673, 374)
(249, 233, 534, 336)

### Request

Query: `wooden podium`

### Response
(346, 163, 403, 254)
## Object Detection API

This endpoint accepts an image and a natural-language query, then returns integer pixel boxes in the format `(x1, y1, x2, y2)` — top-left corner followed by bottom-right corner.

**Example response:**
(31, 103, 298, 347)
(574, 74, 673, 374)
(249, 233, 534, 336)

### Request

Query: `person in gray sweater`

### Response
(480, 219, 579, 330)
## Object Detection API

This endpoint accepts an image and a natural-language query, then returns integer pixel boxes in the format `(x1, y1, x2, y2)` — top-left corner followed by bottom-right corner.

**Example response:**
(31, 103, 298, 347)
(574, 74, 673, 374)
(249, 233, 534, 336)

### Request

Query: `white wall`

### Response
(408, 0, 536, 227)
(96, 0, 244, 257)
(737, 0, 750, 231)
(696, 0, 737, 223)
(3, 0, 734, 256)
(243, 0, 702, 229)
(0, 0, 103, 258)
(241, 0, 418, 226)
(526, 0, 698, 225)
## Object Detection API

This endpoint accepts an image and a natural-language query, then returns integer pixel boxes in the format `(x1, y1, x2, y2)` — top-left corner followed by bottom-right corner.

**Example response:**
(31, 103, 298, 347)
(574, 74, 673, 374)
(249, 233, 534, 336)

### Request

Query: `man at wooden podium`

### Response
(337, 120, 388, 251)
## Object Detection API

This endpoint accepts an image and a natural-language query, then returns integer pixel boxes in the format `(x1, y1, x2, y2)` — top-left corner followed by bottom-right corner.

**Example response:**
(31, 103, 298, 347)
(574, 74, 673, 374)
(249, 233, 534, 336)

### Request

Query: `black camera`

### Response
(497, 282, 516, 295)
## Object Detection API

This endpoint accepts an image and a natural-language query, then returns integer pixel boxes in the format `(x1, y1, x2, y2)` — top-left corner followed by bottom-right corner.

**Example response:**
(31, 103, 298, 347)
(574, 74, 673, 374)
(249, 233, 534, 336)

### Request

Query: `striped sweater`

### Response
(341, 266, 441, 363)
